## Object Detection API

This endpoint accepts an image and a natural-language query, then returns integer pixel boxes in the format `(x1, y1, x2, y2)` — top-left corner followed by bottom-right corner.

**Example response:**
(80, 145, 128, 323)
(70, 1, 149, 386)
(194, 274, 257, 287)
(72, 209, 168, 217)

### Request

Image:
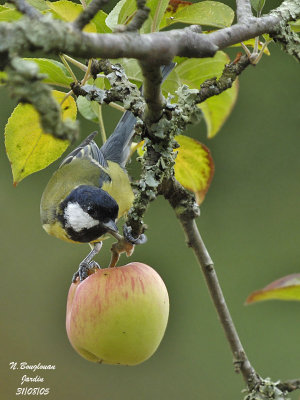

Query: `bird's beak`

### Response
(102, 219, 118, 233)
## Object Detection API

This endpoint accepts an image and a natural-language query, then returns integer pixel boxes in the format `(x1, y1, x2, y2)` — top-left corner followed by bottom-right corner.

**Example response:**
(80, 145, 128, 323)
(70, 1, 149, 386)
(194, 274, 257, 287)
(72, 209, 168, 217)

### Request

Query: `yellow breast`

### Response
(102, 161, 135, 219)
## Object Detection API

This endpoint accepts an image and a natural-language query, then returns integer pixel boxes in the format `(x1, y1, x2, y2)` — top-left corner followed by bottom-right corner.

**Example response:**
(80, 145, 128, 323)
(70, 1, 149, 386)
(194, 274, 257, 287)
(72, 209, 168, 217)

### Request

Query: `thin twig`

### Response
(179, 217, 261, 389)
(116, 0, 150, 32)
(195, 54, 251, 104)
(73, 0, 109, 31)
(277, 379, 300, 393)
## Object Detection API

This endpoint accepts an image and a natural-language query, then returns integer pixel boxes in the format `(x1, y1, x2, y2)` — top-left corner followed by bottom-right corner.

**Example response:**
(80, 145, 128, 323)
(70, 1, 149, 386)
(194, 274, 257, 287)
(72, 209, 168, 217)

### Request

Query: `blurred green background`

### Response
(1, 1, 300, 399)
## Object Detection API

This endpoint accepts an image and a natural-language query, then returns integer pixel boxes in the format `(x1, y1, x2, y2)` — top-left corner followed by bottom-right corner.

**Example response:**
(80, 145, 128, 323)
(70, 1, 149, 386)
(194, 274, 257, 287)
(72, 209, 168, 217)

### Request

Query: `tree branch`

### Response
(139, 63, 166, 126)
(271, 22, 300, 62)
(73, 0, 109, 31)
(1, 0, 299, 65)
(236, 0, 253, 22)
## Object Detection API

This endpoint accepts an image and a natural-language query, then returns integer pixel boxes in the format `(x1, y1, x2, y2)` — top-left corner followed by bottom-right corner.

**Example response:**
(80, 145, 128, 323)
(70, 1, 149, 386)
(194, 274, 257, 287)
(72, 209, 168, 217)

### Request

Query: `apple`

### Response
(66, 262, 169, 365)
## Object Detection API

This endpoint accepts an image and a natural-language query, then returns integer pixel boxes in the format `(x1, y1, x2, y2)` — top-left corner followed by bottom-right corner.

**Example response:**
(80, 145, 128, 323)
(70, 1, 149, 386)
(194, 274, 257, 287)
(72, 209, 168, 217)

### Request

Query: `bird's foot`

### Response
(123, 224, 147, 245)
(72, 260, 101, 283)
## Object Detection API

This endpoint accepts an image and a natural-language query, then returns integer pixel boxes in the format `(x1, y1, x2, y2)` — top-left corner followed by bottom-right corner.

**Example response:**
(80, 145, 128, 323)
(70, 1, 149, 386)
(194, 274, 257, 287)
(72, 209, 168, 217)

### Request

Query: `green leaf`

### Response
(161, 68, 182, 99)
(200, 82, 238, 138)
(141, 0, 170, 33)
(106, 0, 137, 30)
(77, 96, 99, 123)
(46, 1, 97, 32)
(0, 6, 22, 21)
(5, 90, 76, 185)
(106, 0, 170, 32)
(161, 1, 234, 29)
(92, 10, 112, 33)
(246, 274, 300, 304)
(27, 0, 50, 11)
(175, 52, 239, 138)
(290, 19, 300, 33)
(251, 0, 266, 13)
(0, 71, 7, 85)
(174, 135, 214, 204)
(24, 58, 73, 88)
(160, 0, 192, 30)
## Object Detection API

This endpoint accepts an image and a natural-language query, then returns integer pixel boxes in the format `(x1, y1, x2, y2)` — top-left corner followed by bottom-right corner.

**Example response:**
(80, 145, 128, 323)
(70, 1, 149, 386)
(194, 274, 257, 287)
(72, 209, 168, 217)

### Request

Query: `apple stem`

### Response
(108, 232, 135, 268)
(179, 217, 261, 390)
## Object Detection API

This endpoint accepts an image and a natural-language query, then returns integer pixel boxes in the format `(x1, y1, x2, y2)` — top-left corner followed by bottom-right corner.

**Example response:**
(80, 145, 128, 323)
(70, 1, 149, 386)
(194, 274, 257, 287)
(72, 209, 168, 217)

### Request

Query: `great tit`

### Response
(40, 63, 175, 281)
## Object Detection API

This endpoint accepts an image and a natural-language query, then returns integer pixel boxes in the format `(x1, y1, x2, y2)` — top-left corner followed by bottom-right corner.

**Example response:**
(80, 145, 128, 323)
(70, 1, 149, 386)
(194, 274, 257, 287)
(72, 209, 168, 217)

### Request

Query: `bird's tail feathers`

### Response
(101, 62, 176, 168)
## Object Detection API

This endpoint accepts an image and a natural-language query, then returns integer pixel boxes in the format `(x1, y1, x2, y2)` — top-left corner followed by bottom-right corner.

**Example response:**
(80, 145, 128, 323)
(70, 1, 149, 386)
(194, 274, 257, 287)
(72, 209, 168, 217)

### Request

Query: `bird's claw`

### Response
(123, 224, 147, 245)
(72, 261, 101, 283)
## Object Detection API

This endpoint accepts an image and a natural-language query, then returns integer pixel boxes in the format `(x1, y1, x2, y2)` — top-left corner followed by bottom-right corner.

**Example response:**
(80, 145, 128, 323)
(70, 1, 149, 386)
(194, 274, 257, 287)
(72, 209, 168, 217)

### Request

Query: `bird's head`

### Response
(59, 185, 119, 243)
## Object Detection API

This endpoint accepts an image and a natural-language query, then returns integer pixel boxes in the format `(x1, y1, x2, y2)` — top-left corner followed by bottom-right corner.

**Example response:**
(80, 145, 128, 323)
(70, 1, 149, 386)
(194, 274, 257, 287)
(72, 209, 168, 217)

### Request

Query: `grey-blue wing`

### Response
(59, 131, 110, 185)
(59, 131, 108, 169)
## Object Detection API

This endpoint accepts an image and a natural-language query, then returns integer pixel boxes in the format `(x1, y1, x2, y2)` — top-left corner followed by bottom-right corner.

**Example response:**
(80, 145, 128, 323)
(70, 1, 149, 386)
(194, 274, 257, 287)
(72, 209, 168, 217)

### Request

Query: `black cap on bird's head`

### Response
(59, 185, 119, 243)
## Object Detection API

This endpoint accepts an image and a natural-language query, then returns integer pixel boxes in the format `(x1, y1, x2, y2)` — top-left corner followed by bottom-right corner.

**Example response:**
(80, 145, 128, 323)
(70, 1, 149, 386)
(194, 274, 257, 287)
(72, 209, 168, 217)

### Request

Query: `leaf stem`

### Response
(59, 54, 78, 83)
(60, 89, 73, 106)
(97, 103, 106, 144)
(109, 102, 125, 113)
(62, 55, 88, 72)
(81, 58, 93, 85)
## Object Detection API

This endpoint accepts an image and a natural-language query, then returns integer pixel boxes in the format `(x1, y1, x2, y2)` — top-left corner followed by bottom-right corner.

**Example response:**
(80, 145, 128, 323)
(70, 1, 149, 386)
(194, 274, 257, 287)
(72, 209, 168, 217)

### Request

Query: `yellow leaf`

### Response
(46, 1, 97, 33)
(5, 90, 76, 185)
(136, 135, 214, 204)
(175, 135, 214, 204)
(246, 274, 300, 304)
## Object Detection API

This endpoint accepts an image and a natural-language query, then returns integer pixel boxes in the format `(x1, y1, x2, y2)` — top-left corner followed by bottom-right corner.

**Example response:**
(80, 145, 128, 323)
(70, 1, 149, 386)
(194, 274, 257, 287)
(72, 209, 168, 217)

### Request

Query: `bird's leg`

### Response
(123, 224, 147, 245)
(108, 231, 134, 268)
(72, 241, 103, 282)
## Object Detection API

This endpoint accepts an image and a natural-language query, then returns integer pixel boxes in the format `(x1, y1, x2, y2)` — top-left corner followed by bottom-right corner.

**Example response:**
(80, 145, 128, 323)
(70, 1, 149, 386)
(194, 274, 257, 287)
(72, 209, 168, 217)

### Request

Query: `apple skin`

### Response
(66, 262, 169, 365)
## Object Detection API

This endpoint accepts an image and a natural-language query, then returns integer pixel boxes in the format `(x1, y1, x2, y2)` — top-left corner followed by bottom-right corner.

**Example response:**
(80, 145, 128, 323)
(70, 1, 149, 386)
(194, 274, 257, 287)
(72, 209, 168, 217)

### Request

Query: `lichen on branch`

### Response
(72, 61, 145, 117)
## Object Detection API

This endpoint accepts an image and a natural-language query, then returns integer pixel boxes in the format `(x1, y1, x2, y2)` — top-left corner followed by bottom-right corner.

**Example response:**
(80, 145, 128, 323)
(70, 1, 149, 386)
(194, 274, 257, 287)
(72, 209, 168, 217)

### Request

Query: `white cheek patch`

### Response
(64, 202, 99, 232)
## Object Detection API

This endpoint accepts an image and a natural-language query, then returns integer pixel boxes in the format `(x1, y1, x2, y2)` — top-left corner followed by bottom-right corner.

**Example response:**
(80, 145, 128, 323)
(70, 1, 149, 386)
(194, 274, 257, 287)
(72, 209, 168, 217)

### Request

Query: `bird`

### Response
(40, 63, 175, 282)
